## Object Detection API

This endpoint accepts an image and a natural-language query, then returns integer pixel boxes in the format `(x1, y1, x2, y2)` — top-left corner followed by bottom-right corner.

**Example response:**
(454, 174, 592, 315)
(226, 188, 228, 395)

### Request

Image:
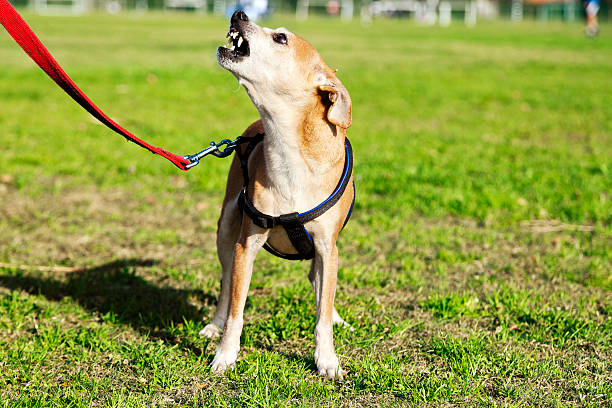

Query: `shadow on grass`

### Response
(0, 259, 216, 354)
(281, 352, 318, 373)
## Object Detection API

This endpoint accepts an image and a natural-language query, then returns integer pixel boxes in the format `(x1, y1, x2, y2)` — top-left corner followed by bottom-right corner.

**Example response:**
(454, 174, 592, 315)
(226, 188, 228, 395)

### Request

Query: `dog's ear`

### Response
(318, 71, 352, 129)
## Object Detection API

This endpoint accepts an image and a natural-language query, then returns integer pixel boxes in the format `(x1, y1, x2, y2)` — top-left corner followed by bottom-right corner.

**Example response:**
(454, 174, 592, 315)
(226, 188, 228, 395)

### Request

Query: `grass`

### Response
(0, 11, 611, 407)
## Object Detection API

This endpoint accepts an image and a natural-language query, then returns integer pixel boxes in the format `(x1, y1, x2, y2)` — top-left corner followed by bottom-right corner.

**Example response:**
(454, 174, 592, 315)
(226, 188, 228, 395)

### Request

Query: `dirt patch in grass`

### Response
(0, 186, 220, 268)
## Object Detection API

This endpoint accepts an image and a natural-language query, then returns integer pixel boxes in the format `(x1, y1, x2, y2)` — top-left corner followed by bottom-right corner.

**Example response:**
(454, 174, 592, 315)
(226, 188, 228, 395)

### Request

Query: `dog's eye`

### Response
(273, 33, 287, 45)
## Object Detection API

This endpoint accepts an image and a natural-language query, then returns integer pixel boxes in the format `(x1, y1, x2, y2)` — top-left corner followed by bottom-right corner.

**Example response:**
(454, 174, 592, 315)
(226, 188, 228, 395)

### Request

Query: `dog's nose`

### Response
(231, 10, 249, 23)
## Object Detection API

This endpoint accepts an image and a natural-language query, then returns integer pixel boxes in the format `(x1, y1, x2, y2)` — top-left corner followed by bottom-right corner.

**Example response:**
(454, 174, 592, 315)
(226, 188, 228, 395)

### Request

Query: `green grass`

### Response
(1, 11, 611, 407)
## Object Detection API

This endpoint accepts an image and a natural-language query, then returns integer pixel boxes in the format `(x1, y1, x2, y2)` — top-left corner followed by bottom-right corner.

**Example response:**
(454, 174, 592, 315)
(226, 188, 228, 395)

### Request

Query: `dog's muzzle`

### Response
(219, 10, 250, 60)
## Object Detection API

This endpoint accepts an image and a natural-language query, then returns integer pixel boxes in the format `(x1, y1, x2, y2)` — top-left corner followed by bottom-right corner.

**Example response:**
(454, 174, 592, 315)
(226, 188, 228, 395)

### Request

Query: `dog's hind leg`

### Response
(199, 200, 241, 338)
(311, 240, 346, 380)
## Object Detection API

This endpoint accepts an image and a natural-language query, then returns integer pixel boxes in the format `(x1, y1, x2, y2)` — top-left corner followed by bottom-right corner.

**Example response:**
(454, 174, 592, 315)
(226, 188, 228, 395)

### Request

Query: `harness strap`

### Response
(234, 133, 264, 187)
(262, 242, 306, 260)
(0, 0, 191, 170)
(236, 135, 354, 260)
(343, 182, 356, 229)
(238, 191, 316, 258)
(297, 139, 353, 224)
(237, 188, 277, 229)
(277, 213, 316, 259)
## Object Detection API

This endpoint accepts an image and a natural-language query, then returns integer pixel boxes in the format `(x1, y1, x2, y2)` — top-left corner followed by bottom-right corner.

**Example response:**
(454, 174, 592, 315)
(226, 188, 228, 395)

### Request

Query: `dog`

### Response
(199, 10, 354, 380)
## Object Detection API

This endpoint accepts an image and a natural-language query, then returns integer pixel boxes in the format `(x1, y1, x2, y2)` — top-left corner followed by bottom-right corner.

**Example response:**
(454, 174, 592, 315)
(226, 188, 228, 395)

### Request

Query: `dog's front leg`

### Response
(312, 240, 346, 380)
(309, 263, 350, 329)
(200, 201, 242, 339)
(210, 221, 266, 374)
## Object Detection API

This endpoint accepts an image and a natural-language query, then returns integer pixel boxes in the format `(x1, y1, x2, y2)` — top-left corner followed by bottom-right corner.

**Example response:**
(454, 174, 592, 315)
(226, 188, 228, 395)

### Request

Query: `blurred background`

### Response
(4, 0, 611, 24)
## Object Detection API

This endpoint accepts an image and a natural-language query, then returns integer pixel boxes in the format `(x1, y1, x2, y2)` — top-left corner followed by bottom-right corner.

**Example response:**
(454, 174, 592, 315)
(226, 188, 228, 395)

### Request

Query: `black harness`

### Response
(234, 133, 355, 260)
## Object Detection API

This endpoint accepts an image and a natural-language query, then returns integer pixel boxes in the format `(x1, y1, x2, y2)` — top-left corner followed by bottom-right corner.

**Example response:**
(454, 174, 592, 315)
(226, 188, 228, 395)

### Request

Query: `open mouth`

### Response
(223, 26, 250, 58)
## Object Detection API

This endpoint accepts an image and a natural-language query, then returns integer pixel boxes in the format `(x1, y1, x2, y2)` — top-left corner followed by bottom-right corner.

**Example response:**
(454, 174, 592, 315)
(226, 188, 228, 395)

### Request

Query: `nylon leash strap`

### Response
(0, 0, 192, 171)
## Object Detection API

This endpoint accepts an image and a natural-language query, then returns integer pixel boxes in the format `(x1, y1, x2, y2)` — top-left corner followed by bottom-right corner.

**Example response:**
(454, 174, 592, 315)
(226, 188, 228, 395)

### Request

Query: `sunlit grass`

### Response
(0, 12, 610, 407)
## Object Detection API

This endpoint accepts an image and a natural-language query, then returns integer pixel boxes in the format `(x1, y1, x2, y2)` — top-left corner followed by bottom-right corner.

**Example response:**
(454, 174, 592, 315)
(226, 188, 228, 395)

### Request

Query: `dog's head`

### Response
(217, 11, 351, 129)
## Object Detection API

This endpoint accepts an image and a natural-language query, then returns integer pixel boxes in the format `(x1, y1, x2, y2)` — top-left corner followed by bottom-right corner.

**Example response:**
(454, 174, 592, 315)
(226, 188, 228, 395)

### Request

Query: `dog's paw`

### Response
(210, 348, 238, 374)
(199, 323, 222, 338)
(315, 352, 347, 380)
(332, 309, 354, 332)
(333, 318, 355, 332)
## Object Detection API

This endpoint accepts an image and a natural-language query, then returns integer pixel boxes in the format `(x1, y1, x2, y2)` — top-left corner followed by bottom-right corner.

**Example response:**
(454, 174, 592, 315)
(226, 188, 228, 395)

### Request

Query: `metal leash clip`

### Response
(184, 138, 240, 169)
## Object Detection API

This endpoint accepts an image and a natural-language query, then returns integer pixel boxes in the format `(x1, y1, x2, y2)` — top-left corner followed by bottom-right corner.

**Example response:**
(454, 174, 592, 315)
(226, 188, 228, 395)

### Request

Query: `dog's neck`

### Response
(244, 84, 345, 205)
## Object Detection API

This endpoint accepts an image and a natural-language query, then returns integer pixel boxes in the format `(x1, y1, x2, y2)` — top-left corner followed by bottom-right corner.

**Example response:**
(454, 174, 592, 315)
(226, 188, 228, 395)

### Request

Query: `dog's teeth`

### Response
(237, 37, 243, 47)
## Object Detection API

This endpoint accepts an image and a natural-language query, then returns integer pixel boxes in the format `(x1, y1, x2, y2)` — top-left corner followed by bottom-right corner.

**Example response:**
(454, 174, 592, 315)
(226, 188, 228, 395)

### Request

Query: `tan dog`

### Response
(199, 10, 354, 380)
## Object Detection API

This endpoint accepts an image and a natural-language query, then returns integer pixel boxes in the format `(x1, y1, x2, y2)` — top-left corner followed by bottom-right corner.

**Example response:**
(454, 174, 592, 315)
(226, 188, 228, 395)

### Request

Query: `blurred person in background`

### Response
(229, 0, 269, 21)
(583, 0, 600, 36)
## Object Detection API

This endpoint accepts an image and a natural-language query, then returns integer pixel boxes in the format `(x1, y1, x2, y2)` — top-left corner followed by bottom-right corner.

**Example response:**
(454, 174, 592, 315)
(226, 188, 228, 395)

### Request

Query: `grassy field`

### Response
(0, 11, 611, 407)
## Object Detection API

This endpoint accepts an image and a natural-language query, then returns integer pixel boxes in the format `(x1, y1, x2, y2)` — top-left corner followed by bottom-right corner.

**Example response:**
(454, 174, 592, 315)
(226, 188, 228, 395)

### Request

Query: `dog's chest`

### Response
(264, 147, 312, 206)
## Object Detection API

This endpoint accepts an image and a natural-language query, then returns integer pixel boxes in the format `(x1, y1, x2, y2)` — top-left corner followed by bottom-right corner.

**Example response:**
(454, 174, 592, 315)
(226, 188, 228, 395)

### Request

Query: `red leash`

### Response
(0, 0, 192, 171)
